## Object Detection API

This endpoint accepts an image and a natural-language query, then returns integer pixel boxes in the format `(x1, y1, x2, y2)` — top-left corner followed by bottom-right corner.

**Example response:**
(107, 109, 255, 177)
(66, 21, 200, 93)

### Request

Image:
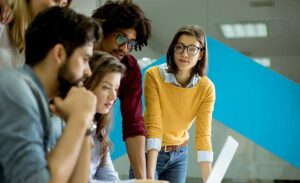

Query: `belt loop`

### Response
(164, 146, 170, 152)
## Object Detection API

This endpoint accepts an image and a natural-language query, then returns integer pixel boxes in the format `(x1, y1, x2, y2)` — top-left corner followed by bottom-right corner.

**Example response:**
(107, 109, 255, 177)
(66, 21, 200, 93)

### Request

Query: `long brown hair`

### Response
(166, 25, 208, 76)
(84, 51, 126, 167)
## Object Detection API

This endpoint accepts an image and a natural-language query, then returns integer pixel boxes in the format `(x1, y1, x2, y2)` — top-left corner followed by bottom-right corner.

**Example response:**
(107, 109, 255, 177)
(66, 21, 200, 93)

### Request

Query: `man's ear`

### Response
(52, 44, 67, 66)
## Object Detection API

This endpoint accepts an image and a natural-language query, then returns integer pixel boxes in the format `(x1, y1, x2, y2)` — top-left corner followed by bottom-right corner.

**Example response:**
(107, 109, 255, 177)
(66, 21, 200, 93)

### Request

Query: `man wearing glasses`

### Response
(92, 0, 151, 179)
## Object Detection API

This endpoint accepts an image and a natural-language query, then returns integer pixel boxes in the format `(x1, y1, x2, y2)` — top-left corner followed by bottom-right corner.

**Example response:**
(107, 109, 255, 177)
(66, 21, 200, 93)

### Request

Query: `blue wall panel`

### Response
(207, 37, 300, 169)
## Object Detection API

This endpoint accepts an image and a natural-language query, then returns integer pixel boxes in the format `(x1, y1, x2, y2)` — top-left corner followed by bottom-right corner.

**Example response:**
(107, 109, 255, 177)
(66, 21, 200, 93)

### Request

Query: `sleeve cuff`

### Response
(197, 151, 213, 162)
(122, 122, 147, 140)
(146, 138, 162, 151)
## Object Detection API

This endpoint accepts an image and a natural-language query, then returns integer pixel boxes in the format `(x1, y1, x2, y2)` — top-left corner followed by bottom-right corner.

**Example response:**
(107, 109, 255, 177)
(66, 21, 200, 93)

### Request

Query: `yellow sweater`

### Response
(144, 66, 215, 151)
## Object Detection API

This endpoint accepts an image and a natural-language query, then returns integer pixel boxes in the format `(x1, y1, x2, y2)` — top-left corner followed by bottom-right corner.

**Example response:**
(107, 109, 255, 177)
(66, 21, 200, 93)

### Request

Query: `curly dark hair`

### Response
(92, 0, 151, 51)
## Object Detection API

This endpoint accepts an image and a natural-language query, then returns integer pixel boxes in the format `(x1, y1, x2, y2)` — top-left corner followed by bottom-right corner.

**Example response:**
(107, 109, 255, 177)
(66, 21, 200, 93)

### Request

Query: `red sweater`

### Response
(119, 54, 146, 140)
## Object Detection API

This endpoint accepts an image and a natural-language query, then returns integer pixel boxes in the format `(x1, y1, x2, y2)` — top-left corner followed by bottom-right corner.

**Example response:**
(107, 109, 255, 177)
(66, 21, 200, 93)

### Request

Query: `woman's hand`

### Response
(0, 0, 14, 24)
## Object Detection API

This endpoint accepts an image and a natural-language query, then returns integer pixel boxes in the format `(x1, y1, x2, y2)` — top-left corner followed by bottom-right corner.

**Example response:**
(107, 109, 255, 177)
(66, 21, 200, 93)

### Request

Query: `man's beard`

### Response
(57, 77, 75, 99)
(57, 62, 83, 98)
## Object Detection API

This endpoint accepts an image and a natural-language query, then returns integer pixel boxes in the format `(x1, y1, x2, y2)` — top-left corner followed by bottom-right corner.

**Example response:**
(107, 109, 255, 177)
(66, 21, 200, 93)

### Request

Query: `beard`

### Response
(57, 77, 75, 99)
(57, 61, 84, 98)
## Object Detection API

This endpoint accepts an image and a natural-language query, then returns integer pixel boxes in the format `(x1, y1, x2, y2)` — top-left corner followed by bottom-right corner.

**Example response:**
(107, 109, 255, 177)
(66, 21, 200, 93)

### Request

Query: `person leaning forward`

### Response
(0, 6, 101, 183)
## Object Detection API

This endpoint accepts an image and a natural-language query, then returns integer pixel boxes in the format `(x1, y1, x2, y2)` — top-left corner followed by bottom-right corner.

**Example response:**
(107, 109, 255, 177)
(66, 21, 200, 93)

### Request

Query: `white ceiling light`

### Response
(252, 57, 271, 67)
(221, 23, 268, 38)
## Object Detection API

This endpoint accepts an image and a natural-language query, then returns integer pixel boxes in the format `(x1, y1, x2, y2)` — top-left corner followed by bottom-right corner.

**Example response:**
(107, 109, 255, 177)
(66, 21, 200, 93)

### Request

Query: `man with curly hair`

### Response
(92, 0, 151, 179)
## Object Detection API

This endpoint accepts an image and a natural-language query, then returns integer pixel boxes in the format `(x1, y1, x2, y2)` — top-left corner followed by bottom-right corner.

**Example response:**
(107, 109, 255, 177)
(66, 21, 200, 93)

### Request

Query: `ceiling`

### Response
(71, 0, 300, 84)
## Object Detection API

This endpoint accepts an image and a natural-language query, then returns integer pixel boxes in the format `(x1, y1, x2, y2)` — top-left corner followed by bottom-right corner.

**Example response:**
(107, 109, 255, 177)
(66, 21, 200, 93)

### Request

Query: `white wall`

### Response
(70, 0, 98, 16)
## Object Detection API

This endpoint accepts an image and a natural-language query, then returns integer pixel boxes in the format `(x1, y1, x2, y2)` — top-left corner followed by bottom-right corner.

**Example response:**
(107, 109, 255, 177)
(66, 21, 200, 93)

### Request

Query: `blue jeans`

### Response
(155, 146, 188, 183)
(129, 146, 188, 183)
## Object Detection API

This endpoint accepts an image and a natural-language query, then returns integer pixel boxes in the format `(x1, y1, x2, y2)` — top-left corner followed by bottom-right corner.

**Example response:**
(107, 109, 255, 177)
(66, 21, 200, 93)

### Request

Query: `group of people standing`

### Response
(0, 0, 215, 183)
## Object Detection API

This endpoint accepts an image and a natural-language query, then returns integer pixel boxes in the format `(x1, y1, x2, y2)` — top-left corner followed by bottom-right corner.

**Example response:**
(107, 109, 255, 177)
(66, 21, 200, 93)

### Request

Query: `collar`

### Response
(157, 63, 200, 88)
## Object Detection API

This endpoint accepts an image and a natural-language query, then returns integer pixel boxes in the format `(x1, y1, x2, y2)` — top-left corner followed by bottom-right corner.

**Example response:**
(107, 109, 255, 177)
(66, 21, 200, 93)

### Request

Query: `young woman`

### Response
(84, 51, 126, 182)
(0, 0, 71, 68)
(144, 25, 216, 183)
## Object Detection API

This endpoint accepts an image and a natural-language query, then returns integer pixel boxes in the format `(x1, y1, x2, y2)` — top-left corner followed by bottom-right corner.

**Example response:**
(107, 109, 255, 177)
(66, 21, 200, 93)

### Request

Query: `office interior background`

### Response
(71, 0, 300, 182)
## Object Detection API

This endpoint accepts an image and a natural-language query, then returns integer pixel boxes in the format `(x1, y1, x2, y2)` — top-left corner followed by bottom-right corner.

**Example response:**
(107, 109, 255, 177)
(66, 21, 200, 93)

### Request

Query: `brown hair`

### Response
(25, 6, 101, 66)
(84, 51, 126, 167)
(166, 25, 208, 76)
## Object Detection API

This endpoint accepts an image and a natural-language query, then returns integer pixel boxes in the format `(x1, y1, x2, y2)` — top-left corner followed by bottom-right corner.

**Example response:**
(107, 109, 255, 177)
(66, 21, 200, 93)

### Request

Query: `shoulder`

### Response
(122, 54, 140, 70)
(0, 25, 19, 68)
(0, 69, 27, 91)
(200, 76, 215, 88)
(145, 65, 159, 76)
(0, 69, 39, 108)
(0, 69, 46, 138)
(121, 54, 141, 78)
(145, 65, 164, 83)
(198, 76, 216, 98)
(125, 54, 137, 62)
(0, 25, 10, 46)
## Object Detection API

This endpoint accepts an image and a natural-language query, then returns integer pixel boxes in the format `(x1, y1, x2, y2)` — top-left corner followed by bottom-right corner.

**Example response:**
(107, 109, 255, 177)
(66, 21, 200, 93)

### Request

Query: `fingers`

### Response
(49, 101, 60, 117)
(52, 96, 63, 108)
(52, 96, 66, 119)
(0, 4, 14, 24)
(52, 87, 96, 123)
(4, 10, 14, 24)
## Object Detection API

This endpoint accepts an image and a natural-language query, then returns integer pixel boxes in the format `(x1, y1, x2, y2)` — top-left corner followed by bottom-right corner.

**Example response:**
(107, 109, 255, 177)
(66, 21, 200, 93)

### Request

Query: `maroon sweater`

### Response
(119, 54, 146, 140)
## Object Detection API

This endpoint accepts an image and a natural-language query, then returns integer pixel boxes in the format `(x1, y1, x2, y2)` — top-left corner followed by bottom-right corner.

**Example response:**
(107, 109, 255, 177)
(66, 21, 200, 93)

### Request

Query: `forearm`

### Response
(125, 135, 146, 179)
(199, 161, 212, 183)
(47, 117, 89, 183)
(146, 149, 159, 179)
(68, 136, 91, 183)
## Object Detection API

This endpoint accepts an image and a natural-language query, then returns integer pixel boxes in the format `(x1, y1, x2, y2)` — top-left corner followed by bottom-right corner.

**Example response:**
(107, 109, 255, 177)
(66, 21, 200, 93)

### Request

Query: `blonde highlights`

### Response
(9, 0, 32, 50)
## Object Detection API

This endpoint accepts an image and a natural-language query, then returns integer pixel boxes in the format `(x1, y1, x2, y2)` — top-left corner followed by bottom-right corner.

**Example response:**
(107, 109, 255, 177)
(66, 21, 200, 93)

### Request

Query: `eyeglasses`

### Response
(174, 43, 201, 55)
(115, 33, 137, 50)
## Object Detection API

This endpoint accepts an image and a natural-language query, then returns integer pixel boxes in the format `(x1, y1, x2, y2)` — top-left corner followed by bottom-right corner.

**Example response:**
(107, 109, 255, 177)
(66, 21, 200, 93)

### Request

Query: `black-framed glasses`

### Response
(174, 43, 201, 55)
(115, 33, 137, 50)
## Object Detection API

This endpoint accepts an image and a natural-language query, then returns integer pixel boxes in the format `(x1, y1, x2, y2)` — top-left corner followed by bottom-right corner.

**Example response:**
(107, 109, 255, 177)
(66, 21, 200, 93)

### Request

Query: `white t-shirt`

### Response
(90, 130, 120, 182)
(0, 24, 25, 68)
